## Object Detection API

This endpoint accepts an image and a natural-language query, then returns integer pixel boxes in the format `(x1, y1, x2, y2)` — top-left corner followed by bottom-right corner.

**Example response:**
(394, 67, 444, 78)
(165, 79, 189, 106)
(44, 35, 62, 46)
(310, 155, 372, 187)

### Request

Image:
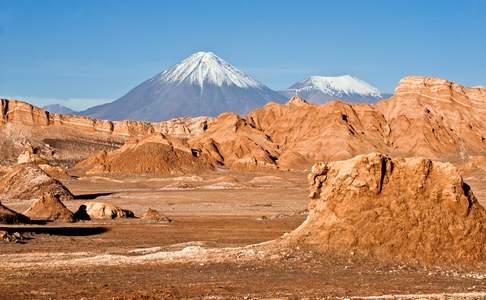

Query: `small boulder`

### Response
(141, 208, 171, 223)
(84, 201, 135, 219)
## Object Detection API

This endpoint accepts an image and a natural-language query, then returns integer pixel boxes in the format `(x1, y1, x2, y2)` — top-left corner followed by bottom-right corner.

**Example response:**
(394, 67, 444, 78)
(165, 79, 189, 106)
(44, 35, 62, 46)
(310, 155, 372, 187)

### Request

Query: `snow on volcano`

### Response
(82, 52, 286, 121)
(281, 75, 383, 104)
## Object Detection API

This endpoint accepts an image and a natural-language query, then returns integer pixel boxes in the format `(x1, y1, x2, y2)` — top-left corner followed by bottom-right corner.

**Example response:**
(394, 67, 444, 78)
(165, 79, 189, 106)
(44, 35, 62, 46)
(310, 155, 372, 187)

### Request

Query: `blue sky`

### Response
(1, 0, 485, 110)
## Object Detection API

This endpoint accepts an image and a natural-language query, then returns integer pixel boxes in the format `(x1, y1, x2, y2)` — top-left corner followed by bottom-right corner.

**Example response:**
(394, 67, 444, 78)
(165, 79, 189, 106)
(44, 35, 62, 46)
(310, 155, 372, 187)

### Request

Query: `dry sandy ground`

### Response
(1, 168, 486, 299)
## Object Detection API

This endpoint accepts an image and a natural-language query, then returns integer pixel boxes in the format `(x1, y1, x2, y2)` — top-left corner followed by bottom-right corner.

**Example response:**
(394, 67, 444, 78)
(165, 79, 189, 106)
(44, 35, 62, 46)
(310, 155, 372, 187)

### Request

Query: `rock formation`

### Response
(0, 98, 210, 166)
(1, 76, 486, 170)
(75, 133, 214, 175)
(0, 163, 74, 201)
(248, 77, 486, 164)
(16, 144, 44, 164)
(375, 76, 486, 161)
(23, 193, 75, 222)
(248, 97, 390, 163)
(83, 202, 135, 219)
(285, 153, 486, 266)
(141, 208, 172, 223)
(190, 112, 281, 169)
(0, 202, 30, 224)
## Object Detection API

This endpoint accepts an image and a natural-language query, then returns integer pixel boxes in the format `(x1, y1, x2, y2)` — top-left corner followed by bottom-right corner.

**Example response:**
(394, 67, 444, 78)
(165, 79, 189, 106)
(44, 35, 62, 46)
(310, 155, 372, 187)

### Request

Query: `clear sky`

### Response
(1, 0, 485, 110)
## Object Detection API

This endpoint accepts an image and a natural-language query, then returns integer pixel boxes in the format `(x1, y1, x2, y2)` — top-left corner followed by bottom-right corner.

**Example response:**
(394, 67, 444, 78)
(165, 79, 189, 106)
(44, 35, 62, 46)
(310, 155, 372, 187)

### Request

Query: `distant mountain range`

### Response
(76, 51, 386, 121)
(42, 104, 78, 115)
(280, 75, 383, 104)
(81, 52, 286, 121)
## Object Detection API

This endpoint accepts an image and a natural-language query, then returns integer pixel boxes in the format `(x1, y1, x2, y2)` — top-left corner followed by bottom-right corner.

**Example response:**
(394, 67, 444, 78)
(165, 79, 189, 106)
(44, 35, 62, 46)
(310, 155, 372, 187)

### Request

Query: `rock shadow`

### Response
(0, 226, 109, 236)
(74, 192, 113, 200)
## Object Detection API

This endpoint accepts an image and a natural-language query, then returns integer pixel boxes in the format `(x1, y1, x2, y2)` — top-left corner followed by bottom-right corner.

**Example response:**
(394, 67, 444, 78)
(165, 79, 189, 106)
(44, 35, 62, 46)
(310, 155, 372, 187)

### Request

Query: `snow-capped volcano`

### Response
(281, 75, 383, 104)
(161, 51, 263, 88)
(82, 52, 285, 121)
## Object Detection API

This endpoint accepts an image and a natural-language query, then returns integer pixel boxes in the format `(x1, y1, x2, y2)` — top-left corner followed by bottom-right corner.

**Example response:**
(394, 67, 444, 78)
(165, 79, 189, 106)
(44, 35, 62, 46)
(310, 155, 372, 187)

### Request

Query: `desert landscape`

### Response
(2, 1, 486, 298)
(1, 74, 486, 298)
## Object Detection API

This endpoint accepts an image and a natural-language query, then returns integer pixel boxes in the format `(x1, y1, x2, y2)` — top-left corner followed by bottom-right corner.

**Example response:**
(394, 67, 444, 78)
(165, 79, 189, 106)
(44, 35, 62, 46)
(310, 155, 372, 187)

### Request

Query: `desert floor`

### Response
(1, 168, 486, 299)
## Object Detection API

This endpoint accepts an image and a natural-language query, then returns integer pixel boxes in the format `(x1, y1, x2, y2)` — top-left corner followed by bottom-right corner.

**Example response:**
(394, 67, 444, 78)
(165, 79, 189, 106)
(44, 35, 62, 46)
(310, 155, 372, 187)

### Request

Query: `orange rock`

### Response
(285, 153, 486, 266)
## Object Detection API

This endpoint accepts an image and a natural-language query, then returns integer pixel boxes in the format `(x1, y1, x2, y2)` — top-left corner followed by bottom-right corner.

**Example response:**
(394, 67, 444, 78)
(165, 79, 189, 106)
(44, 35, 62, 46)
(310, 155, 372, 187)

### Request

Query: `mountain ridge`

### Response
(281, 75, 383, 104)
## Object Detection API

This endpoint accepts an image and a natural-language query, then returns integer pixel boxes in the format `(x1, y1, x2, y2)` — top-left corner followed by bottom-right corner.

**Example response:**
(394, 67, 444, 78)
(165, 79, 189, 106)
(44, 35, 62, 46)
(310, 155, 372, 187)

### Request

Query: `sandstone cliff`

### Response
(0, 99, 209, 166)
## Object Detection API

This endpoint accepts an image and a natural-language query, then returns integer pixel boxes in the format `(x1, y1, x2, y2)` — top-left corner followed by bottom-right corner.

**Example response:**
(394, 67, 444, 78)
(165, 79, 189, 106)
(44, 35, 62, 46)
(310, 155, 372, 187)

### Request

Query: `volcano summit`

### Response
(82, 52, 286, 121)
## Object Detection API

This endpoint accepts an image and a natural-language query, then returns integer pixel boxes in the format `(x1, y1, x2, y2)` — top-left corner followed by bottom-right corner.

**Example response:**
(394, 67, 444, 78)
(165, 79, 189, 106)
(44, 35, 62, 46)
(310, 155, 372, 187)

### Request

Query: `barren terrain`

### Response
(1, 166, 486, 299)
(1, 76, 486, 299)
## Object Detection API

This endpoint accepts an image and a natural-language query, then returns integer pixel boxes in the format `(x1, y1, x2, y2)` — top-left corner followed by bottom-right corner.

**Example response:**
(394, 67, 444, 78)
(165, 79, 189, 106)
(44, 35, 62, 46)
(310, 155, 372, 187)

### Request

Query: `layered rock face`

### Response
(75, 133, 215, 175)
(0, 163, 74, 201)
(0, 99, 155, 136)
(0, 99, 209, 166)
(286, 153, 486, 266)
(376, 76, 486, 160)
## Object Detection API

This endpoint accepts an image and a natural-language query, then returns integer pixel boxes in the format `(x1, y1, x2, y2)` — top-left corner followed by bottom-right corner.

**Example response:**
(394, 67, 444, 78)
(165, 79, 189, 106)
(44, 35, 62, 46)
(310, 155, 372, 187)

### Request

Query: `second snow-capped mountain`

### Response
(82, 52, 286, 121)
(281, 75, 382, 104)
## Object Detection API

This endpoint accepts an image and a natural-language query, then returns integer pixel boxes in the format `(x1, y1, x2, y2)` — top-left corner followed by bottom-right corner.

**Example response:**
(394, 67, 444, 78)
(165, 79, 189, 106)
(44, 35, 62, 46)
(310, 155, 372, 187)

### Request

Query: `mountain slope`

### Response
(281, 75, 382, 104)
(42, 104, 78, 115)
(82, 52, 286, 121)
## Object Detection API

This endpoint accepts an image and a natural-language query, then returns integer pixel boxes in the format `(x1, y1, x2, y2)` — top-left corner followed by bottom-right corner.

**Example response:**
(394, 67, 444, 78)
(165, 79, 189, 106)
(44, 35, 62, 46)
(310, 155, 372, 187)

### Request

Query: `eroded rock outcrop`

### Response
(376, 76, 486, 161)
(191, 112, 281, 169)
(23, 193, 75, 222)
(141, 208, 172, 223)
(285, 153, 486, 266)
(0, 163, 74, 201)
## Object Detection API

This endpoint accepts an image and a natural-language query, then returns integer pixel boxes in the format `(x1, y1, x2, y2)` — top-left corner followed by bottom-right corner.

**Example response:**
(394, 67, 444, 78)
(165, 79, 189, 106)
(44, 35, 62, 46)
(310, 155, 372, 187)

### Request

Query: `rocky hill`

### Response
(74, 133, 215, 175)
(280, 153, 486, 266)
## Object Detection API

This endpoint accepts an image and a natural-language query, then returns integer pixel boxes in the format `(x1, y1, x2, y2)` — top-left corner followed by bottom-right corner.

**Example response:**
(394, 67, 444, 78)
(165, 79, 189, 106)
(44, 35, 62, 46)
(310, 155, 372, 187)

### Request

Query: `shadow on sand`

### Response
(74, 192, 113, 200)
(0, 226, 109, 236)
